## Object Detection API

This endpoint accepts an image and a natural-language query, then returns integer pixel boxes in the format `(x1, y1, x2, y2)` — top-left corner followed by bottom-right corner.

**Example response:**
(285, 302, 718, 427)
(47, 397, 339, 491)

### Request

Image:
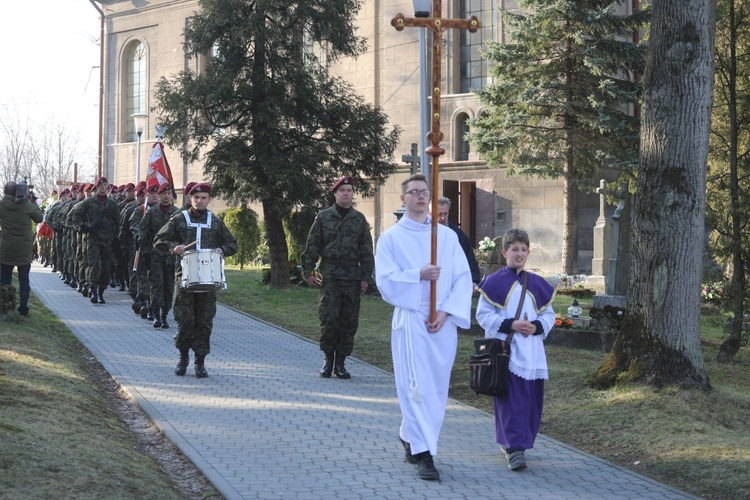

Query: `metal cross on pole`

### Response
(391, 1, 480, 322)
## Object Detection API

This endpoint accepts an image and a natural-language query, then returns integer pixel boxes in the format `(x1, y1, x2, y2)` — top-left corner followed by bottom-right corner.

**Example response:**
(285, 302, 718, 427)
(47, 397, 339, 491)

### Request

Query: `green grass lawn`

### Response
(0, 294, 191, 499)
(222, 266, 750, 499)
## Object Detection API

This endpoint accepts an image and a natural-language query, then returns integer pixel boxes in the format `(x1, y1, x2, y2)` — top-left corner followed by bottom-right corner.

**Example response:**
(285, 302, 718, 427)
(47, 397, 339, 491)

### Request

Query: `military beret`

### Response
(189, 183, 211, 195)
(96, 176, 108, 186)
(135, 180, 147, 190)
(84, 183, 94, 192)
(136, 186, 146, 196)
(332, 176, 354, 193)
(146, 178, 160, 193)
(60, 188, 71, 196)
(157, 183, 172, 194)
(125, 182, 136, 191)
(183, 182, 196, 195)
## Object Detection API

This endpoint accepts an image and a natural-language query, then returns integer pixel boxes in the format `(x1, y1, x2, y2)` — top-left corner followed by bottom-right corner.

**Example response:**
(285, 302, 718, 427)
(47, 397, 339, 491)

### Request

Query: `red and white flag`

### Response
(145, 142, 174, 186)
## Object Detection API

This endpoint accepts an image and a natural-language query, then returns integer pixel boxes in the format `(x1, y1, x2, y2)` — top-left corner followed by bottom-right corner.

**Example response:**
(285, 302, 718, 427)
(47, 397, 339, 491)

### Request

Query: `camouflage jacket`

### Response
(139, 203, 180, 257)
(128, 202, 157, 248)
(301, 204, 374, 283)
(118, 199, 141, 248)
(69, 195, 120, 244)
(45, 201, 64, 232)
(153, 209, 238, 259)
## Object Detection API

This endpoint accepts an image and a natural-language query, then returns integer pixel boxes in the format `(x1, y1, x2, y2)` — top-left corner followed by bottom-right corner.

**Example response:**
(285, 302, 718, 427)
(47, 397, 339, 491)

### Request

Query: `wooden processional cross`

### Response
(391, 2, 480, 322)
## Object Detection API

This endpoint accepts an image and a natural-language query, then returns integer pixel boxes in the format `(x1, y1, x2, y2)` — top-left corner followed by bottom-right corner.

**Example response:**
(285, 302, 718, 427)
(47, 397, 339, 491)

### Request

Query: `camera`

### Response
(15, 177, 35, 203)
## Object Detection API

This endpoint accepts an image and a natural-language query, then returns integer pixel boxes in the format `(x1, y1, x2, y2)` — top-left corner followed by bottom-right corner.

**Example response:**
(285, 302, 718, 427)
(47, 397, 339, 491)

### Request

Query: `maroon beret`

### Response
(157, 183, 172, 194)
(183, 182, 196, 195)
(332, 176, 354, 193)
(189, 183, 211, 195)
(96, 176, 108, 186)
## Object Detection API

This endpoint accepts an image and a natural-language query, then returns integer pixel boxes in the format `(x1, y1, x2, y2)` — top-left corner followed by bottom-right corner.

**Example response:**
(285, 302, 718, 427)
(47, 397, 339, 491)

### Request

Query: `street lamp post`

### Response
(131, 113, 148, 184)
(392, 1, 480, 322)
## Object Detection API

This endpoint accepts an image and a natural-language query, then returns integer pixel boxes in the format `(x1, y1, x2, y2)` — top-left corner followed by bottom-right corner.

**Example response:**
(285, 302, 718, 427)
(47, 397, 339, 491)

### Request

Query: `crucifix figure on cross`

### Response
(391, 1, 480, 322)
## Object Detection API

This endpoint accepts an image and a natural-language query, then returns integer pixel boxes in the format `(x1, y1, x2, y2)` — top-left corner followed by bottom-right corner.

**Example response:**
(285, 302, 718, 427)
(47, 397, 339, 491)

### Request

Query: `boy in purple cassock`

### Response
(475, 228, 556, 471)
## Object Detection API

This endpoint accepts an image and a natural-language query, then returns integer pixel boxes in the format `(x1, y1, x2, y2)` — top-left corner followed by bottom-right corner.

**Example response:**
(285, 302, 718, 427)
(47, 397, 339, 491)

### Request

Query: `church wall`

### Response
(97, 0, 605, 274)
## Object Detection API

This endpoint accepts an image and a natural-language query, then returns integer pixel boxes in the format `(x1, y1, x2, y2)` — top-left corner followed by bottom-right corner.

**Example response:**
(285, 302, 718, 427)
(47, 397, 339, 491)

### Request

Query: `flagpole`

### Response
(392, 1, 480, 322)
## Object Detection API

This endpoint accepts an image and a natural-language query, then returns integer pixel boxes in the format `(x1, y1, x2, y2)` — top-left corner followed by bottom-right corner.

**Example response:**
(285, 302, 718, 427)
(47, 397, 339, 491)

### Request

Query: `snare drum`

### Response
(180, 249, 227, 292)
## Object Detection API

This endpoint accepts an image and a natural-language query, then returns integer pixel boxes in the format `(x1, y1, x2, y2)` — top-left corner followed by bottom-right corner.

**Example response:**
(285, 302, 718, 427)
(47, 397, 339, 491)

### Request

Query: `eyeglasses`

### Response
(405, 189, 430, 197)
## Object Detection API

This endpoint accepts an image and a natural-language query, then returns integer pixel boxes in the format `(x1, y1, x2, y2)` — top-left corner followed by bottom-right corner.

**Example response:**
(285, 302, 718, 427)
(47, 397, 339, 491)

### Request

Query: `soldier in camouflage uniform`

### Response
(64, 185, 86, 291)
(301, 176, 375, 379)
(70, 177, 120, 304)
(120, 181, 146, 309)
(140, 183, 180, 328)
(129, 179, 160, 319)
(45, 188, 70, 274)
(154, 183, 237, 378)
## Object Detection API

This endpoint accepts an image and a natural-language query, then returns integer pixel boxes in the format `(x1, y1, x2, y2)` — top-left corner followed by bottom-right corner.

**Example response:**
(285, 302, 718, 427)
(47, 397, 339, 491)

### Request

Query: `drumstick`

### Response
(184, 241, 197, 250)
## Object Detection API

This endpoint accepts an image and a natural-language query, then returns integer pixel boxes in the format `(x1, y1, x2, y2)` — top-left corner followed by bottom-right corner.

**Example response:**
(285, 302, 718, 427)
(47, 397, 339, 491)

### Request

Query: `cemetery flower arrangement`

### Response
(475, 237, 496, 269)
(701, 282, 724, 302)
(478, 236, 495, 253)
(554, 313, 574, 328)
(553, 273, 587, 287)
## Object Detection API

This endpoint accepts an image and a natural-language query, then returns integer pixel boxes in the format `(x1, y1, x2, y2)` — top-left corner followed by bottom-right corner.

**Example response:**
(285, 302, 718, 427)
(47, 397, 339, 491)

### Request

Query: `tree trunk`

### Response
(561, 94, 576, 275)
(262, 198, 290, 289)
(717, 0, 744, 363)
(561, 161, 577, 274)
(590, 0, 714, 390)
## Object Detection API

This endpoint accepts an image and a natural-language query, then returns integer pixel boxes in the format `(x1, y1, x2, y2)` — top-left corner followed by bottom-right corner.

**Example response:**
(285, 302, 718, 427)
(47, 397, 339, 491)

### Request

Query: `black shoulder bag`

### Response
(469, 272, 528, 397)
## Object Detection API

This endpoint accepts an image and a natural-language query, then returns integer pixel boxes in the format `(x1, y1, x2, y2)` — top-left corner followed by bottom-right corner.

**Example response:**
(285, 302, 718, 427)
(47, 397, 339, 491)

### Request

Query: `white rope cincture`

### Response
(182, 210, 212, 250)
(393, 307, 421, 403)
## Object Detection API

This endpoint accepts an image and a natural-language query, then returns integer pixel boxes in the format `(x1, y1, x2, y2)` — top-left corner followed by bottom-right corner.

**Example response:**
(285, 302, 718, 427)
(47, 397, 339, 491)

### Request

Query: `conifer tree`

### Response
(468, 0, 648, 272)
(155, 0, 400, 288)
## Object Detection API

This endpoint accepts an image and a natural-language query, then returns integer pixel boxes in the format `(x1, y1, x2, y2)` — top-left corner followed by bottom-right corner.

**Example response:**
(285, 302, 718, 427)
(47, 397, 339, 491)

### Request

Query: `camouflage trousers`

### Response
(148, 257, 175, 311)
(86, 240, 112, 288)
(133, 255, 149, 302)
(173, 289, 217, 356)
(318, 279, 361, 356)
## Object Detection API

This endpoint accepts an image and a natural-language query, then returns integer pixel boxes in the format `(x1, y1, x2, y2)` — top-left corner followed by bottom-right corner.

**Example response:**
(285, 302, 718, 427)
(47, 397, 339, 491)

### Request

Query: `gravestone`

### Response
(587, 179, 612, 291)
(591, 181, 631, 330)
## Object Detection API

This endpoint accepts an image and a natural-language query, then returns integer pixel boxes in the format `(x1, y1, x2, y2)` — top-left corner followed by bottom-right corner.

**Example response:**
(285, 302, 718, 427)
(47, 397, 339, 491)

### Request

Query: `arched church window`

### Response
(459, 1, 495, 93)
(125, 41, 147, 142)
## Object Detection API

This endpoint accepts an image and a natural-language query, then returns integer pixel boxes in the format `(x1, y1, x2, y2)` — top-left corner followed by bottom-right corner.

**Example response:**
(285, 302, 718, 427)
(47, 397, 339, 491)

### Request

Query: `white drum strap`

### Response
(182, 210, 212, 250)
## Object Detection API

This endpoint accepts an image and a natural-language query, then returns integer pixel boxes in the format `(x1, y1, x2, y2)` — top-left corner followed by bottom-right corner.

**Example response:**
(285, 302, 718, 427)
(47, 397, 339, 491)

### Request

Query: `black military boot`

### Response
(174, 350, 189, 376)
(69, 276, 78, 288)
(194, 355, 208, 378)
(160, 310, 170, 329)
(64, 273, 72, 285)
(132, 300, 142, 314)
(97, 287, 106, 304)
(152, 308, 162, 328)
(81, 284, 89, 298)
(320, 352, 335, 378)
(90, 288, 99, 304)
(334, 352, 351, 379)
(140, 304, 149, 319)
(76, 280, 83, 292)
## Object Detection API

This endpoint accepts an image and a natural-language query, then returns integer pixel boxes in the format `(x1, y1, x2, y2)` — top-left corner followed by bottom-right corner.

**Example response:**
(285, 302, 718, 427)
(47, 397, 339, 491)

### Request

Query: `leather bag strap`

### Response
(506, 272, 529, 343)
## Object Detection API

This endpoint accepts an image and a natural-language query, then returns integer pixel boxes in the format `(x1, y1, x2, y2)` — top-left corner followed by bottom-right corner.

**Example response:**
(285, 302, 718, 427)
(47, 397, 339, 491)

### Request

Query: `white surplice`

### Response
(375, 215, 472, 457)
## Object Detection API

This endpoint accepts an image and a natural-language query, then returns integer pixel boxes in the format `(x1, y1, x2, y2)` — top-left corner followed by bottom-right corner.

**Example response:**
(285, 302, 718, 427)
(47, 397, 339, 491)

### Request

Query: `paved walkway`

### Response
(30, 263, 695, 499)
